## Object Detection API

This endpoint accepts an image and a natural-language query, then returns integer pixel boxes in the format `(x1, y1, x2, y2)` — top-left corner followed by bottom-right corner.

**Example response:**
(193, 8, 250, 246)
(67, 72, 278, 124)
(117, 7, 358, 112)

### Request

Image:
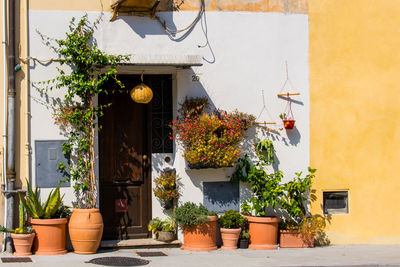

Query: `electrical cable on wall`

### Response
(155, 0, 205, 39)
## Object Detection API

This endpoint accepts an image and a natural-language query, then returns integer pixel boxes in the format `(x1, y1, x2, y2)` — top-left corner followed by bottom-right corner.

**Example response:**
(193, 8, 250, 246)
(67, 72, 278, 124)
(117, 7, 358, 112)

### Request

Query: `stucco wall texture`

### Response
(309, 0, 400, 244)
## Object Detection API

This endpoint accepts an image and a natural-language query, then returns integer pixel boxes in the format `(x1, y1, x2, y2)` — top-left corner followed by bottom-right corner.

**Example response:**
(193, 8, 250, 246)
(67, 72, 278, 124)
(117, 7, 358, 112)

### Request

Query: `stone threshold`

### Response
(100, 238, 182, 249)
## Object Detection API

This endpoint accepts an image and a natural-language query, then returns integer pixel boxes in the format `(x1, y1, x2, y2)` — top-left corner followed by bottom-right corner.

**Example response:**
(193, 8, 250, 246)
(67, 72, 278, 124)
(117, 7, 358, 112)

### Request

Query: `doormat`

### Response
(86, 257, 149, 266)
(136, 251, 167, 257)
(1, 257, 32, 263)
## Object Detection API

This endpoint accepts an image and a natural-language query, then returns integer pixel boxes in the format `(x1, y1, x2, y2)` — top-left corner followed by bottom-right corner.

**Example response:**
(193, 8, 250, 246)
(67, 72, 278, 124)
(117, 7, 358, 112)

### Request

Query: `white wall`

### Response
(28, 10, 309, 227)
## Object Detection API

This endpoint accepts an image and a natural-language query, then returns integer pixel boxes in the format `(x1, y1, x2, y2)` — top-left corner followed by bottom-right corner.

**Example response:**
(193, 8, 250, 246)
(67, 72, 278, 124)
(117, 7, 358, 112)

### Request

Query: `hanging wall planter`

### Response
(283, 119, 295, 130)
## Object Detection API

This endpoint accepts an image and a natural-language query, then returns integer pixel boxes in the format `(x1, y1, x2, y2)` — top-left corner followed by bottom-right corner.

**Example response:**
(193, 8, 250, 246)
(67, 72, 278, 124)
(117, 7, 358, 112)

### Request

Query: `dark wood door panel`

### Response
(101, 184, 150, 240)
(99, 75, 152, 240)
(99, 74, 171, 240)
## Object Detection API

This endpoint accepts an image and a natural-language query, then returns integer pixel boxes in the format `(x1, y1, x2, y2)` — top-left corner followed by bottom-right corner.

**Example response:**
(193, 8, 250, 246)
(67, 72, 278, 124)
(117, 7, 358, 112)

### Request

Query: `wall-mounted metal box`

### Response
(35, 140, 70, 188)
(203, 181, 239, 213)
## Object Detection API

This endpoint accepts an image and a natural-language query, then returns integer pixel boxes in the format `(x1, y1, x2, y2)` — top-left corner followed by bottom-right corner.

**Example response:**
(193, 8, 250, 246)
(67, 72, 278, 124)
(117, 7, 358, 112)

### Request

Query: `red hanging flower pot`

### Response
(283, 119, 295, 130)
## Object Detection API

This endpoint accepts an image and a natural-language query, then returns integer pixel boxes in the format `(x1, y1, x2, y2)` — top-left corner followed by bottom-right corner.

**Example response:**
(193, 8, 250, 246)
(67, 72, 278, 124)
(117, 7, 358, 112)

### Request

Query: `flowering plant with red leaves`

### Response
(171, 97, 255, 169)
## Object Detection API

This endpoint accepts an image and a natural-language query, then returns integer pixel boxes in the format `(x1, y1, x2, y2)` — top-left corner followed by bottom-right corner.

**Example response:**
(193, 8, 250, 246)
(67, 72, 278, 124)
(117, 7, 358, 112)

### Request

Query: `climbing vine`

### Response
(36, 15, 129, 208)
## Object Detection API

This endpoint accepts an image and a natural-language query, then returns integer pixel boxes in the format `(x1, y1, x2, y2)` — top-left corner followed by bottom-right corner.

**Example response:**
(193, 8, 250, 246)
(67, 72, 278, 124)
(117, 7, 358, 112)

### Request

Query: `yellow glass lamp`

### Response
(130, 73, 153, 104)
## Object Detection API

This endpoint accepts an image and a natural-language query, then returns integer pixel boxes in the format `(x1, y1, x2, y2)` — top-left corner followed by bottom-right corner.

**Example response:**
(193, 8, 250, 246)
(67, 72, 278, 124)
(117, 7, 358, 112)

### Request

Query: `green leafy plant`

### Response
(255, 139, 275, 165)
(240, 229, 250, 239)
(19, 179, 64, 219)
(231, 153, 284, 216)
(279, 113, 287, 120)
(219, 210, 247, 229)
(174, 202, 214, 228)
(240, 202, 252, 216)
(280, 167, 316, 221)
(35, 15, 129, 209)
(0, 204, 34, 234)
(148, 217, 176, 235)
(231, 141, 316, 218)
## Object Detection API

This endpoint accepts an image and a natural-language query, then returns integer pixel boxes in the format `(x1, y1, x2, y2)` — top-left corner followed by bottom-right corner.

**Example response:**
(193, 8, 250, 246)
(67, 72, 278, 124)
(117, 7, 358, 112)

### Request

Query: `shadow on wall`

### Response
(117, 7, 216, 62)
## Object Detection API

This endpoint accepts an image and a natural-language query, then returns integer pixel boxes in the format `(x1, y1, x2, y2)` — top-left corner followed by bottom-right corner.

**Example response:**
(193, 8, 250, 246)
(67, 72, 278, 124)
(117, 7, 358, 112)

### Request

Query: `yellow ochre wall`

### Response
(0, 0, 29, 244)
(309, 0, 400, 244)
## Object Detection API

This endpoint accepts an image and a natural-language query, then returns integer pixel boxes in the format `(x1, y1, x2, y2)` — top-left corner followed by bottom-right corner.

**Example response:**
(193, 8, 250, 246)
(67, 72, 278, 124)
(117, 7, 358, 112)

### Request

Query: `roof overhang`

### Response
(120, 54, 203, 68)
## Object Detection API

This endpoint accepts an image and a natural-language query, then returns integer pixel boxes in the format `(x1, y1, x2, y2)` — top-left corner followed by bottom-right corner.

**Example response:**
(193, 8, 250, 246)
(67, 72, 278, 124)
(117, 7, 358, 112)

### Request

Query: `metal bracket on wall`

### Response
(1, 184, 26, 196)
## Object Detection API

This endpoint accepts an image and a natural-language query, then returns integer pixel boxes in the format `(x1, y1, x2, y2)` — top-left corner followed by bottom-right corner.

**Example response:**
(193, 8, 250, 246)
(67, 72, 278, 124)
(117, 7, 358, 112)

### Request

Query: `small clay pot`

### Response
(11, 233, 35, 256)
(220, 228, 241, 250)
(283, 120, 295, 130)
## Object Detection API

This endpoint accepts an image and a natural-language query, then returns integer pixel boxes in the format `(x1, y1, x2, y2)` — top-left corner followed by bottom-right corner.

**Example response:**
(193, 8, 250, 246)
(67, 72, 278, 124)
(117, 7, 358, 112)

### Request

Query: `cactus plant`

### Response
(0, 204, 34, 234)
(19, 179, 64, 219)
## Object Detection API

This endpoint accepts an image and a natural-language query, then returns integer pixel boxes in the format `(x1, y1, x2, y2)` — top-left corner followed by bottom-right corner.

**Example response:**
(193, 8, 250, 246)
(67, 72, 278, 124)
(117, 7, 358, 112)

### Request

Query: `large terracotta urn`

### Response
(181, 216, 217, 251)
(246, 216, 279, 250)
(68, 208, 104, 254)
(30, 218, 68, 255)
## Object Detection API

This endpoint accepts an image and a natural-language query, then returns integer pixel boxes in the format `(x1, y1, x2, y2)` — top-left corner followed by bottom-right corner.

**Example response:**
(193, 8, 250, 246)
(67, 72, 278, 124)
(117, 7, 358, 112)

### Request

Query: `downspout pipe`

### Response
(1, 0, 9, 253)
(5, 0, 16, 253)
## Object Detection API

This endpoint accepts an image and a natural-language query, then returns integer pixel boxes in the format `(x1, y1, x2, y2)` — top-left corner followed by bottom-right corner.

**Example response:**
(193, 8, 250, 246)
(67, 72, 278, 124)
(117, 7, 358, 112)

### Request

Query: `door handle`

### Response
(142, 155, 149, 169)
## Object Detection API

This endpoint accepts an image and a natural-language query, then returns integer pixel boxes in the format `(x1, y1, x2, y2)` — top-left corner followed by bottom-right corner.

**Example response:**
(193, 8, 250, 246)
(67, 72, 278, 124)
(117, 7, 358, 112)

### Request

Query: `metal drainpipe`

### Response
(5, 0, 16, 253)
(2, 0, 9, 252)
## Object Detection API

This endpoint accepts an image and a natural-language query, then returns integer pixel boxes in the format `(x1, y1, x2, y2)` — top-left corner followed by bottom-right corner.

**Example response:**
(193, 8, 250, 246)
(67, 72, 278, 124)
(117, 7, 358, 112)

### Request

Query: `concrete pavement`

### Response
(1, 245, 400, 267)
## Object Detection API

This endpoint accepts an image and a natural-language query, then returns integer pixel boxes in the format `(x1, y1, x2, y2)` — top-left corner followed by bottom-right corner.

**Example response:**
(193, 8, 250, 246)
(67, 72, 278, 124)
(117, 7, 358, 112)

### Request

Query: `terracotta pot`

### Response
(279, 230, 314, 248)
(283, 120, 295, 130)
(157, 231, 175, 242)
(246, 216, 279, 250)
(220, 228, 241, 250)
(68, 208, 104, 254)
(181, 216, 217, 251)
(30, 218, 68, 255)
(11, 233, 35, 256)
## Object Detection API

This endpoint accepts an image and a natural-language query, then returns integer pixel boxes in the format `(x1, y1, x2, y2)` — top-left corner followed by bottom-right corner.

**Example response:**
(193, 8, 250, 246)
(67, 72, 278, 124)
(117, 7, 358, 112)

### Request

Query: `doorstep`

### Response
(100, 238, 182, 249)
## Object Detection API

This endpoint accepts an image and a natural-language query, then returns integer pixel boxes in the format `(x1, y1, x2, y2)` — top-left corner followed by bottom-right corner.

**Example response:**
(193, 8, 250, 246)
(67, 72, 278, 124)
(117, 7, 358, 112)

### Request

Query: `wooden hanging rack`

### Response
(255, 90, 276, 126)
(255, 121, 276, 125)
(277, 92, 300, 97)
(277, 62, 301, 97)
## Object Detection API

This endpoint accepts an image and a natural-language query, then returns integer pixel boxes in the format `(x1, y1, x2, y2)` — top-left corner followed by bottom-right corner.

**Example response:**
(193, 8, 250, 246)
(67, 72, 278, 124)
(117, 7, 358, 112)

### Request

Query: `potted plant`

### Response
(37, 16, 129, 254)
(171, 97, 255, 169)
(218, 210, 247, 250)
(174, 202, 217, 251)
(148, 217, 176, 242)
(153, 172, 179, 210)
(238, 229, 250, 249)
(19, 181, 68, 255)
(279, 113, 295, 130)
(0, 204, 35, 256)
(231, 140, 283, 250)
(279, 168, 325, 248)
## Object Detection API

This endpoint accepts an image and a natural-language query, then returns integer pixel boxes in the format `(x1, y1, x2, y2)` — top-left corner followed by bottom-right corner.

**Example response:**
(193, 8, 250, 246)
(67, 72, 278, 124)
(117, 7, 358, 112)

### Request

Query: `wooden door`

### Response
(99, 75, 152, 240)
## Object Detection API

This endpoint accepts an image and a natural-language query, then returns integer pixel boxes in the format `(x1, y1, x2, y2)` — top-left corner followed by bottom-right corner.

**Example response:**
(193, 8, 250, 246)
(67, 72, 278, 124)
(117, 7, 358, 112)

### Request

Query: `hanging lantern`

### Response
(130, 73, 153, 104)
